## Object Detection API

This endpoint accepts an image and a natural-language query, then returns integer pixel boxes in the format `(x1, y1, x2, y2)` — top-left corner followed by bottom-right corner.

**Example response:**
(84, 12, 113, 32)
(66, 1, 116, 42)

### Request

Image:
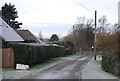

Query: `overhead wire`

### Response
(76, 0, 96, 20)
(75, 0, 94, 13)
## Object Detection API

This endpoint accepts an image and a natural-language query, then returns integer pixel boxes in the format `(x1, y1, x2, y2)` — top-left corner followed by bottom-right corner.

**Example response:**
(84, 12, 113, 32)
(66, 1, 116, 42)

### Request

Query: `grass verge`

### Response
(2, 53, 82, 71)
(2, 58, 61, 71)
(62, 53, 82, 58)
(30, 58, 61, 70)
(81, 59, 119, 79)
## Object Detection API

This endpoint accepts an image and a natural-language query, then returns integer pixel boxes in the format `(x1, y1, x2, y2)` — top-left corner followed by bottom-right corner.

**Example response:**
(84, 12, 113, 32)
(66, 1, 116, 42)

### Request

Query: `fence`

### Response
(0, 48, 14, 68)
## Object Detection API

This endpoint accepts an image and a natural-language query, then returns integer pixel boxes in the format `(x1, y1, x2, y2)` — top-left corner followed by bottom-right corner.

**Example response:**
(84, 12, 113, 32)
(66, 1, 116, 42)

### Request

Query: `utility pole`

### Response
(73, 26, 76, 46)
(73, 25, 77, 46)
(94, 10, 97, 60)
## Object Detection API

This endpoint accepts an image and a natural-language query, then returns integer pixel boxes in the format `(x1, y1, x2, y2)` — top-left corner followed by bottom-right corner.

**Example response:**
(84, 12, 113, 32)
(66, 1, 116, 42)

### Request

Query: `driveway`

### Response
(23, 54, 93, 79)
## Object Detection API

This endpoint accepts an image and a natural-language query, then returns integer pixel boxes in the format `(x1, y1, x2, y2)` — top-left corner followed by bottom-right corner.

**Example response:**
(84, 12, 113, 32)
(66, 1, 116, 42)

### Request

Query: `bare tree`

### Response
(97, 16, 110, 33)
(66, 17, 94, 51)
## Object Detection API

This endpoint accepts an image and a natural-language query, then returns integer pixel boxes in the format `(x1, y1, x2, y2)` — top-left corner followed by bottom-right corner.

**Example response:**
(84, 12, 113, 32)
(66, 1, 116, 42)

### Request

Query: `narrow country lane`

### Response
(23, 54, 93, 79)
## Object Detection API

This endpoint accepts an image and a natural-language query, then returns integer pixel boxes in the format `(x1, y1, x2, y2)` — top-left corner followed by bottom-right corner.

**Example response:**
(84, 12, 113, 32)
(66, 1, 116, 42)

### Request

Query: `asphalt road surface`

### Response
(23, 54, 93, 79)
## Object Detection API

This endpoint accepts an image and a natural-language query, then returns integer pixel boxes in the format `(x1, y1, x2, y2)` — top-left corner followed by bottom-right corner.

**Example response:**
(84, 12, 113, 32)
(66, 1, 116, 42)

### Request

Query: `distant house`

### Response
(0, 17, 24, 48)
(16, 30, 46, 45)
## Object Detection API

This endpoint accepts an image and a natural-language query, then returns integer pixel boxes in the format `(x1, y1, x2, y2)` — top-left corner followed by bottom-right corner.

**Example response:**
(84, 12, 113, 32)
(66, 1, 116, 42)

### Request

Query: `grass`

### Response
(2, 53, 82, 71)
(62, 53, 82, 58)
(2, 67, 15, 71)
(81, 59, 118, 79)
(30, 53, 82, 70)
(2, 58, 61, 71)
(30, 58, 61, 70)
(96, 60, 101, 63)
(2, 54, 83, 79)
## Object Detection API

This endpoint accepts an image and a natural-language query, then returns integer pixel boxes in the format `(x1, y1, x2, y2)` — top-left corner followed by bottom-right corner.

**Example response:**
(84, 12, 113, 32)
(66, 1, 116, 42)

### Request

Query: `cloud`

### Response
(22, 23, 48, 28)
(33, 32, 67, 39)
(21, 23, 72, 38)
(0, 0, 119, 38)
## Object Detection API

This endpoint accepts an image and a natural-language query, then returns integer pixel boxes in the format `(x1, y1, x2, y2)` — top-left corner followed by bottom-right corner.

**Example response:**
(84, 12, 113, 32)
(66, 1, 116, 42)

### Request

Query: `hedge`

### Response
(7, 43, 66, 66)
(102, 51, 120, 78)
(23, 39, 36, 43)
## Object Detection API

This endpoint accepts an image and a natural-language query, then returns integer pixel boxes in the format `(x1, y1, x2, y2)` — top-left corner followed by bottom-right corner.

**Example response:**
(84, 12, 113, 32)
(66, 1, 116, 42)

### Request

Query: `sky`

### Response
(0, 0, 119, 38)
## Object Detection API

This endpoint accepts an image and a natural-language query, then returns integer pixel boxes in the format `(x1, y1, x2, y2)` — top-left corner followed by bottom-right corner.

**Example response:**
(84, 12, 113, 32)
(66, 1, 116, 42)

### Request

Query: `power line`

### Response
(75, 0, 93, 13)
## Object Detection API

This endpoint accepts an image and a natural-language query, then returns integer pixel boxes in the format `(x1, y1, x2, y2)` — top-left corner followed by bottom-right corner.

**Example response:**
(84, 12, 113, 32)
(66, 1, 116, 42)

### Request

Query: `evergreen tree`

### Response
(49, 34, 59, 41)
(65, 41, 74, 48)
(1, 3, 22, 29)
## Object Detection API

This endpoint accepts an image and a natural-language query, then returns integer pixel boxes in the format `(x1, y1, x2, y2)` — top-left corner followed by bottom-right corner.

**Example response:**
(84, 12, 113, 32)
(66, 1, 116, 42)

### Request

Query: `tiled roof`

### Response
(16, 30, 46, 45)
(0, 17, 24, 42)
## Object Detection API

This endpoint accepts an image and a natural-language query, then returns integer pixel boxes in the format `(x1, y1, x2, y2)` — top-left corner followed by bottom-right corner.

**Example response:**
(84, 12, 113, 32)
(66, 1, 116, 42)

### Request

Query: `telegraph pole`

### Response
(94, 10, 97, 60)
(73, 26, 76, 46)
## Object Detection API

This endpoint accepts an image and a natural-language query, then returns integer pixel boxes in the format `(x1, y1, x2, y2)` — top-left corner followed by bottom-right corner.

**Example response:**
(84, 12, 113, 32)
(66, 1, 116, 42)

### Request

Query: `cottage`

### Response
(0, 17, 24, 48)
(16, 30, 46, 45)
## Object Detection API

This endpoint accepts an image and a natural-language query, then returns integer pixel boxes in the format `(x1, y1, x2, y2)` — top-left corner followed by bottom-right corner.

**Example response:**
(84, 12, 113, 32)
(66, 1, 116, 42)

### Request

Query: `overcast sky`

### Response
(0, 0, 119, 38)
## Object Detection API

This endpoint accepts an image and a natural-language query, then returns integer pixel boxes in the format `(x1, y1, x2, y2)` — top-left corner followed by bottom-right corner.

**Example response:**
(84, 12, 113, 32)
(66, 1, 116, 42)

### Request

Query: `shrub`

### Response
(57, 46, 66, 57)
(23, 39, 36, 43)
(102, 51, 120, 77)
(7, 43, 65, 67)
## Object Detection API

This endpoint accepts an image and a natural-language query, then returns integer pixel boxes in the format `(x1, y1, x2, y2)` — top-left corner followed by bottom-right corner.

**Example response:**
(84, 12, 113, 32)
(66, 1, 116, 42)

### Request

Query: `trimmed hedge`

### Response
(7, 43, 66, 66)
(23, 39, 36, 43)
(102, 51, 120, 78)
